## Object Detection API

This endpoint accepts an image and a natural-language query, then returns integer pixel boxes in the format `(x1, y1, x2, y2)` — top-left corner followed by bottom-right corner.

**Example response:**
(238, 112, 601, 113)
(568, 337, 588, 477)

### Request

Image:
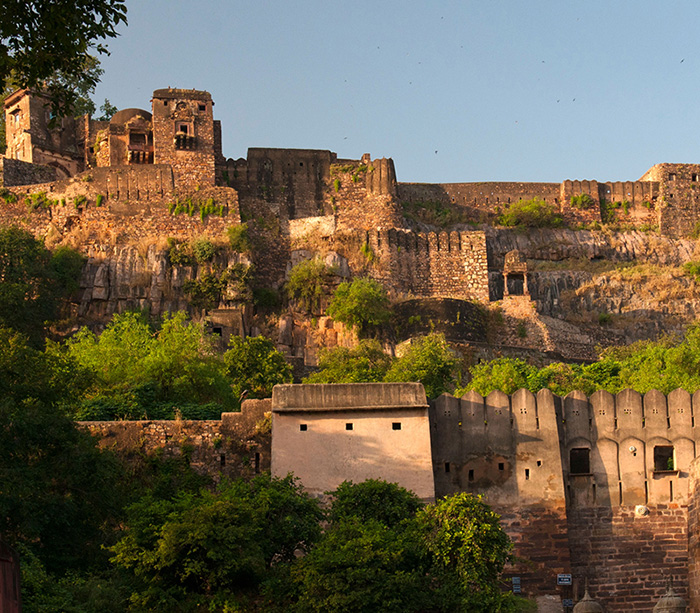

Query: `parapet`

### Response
(272, 382, 428, 413)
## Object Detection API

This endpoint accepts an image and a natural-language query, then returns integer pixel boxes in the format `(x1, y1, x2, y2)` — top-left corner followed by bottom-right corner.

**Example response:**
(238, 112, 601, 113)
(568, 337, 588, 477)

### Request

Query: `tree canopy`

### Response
(0, 0, 127, 117)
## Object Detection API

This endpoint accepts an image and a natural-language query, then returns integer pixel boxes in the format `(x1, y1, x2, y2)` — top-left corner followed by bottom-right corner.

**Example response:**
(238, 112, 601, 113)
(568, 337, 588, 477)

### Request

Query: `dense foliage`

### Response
(462, 324, 700, 396)
(497, 198, 563, 228)
(0, 227, 83, 345)
(305, 332, 461, 398)
(286, 257, 335, 313)
(304, 339, 393, 384)
(327, 277, 391, 336)
(224, 335, 294, 400)
(0, 0, 127, 118)
(64, 311, 237, 419)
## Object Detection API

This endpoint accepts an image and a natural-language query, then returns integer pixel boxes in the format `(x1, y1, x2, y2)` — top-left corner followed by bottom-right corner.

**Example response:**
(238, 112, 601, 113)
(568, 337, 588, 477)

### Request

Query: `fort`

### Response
(5, 88, 700, 610)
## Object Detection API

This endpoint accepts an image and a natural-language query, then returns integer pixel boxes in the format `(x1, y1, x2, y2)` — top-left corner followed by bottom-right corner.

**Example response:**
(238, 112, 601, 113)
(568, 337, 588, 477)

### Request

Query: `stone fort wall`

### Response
(365, 228, 490, 302)
(432, 388, 700, 610)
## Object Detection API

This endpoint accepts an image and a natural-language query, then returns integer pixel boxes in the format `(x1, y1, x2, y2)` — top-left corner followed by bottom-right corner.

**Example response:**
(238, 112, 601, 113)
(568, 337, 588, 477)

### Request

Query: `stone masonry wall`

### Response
(568, 505, 688, 611)
(0, 156, 56, 187)
(432, 388, 700, 606)
(366, 229, 489, 302)
(82, 399, 271, 481)
(689, 457, 700, 611)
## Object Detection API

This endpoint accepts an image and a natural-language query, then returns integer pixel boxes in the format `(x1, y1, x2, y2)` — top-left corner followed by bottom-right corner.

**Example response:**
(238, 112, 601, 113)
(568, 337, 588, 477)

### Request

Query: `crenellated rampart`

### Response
(432, 388, 699, 610)
(364, 228, 489, 302)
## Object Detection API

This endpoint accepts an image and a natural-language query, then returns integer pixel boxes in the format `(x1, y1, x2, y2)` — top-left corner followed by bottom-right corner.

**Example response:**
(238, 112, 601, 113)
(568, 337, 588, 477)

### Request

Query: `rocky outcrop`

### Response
(486, 228, 699, 268)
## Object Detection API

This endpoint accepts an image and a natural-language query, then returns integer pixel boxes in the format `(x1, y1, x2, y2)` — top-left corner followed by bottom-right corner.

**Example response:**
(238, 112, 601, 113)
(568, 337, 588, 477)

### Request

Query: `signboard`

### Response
(562, 598, 574, 608)
(512, 577, 521, 594)
(557, 574, 572, 586)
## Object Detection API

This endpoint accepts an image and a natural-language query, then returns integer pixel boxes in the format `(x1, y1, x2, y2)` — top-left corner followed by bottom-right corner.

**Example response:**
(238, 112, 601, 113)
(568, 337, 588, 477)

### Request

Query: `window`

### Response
(498, 462, 505, 471)
(654, 445, 675, 471)
(669, 173, 677, 181)
(570, 448, 590, 474)
(693, 173, 699, 182)
(299, 424, 307, 431)
(444, 462, 450, 473)
(211, 326, 223, 337)
(199, 104, 206, 111)
(220, 453, 226, 467)
(468, 469, 474, 481)
(345, 423, 353, 431)
(392, 422, 401, 430)
(177, 123, 189, 135)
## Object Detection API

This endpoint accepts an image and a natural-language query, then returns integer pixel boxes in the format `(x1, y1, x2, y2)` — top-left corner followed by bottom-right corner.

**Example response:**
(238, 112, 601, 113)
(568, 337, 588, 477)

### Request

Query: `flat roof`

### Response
(271, 382, 428, 413)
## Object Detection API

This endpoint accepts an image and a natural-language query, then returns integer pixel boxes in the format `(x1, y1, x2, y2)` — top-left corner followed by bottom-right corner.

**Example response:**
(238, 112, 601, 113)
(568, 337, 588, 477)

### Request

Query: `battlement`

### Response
(433, 387, 700, 508)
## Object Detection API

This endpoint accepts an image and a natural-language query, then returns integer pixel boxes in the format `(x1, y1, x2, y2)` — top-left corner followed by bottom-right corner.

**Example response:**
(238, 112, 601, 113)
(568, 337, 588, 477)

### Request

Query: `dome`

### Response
(109, 108, 152, 125)
(573, 590, 604, 613)
(653, 584, 687, 612)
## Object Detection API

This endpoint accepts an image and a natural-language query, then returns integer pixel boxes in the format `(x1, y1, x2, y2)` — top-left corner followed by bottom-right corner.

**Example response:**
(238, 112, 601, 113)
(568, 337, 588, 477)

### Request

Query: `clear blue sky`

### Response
(94, 1, 700, 184)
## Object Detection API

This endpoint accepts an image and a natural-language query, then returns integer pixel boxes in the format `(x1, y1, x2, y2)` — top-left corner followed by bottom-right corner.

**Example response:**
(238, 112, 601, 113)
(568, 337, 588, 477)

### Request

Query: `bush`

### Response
(570, 193, 595, 209)
(287, 258, 333, 313)
(304, 339, 393, 384)
(191, 237, 217, 263)
(227, 223, 252, 253)
(384, 333, 460, 398)
(497, 198, 562, 228)
(224, 336, 293, 400)
(327, 277, 391, 336)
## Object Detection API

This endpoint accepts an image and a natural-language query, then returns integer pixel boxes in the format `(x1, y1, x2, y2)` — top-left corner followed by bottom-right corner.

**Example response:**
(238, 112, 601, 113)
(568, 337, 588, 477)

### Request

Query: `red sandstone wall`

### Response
(568, 505, 688, 611)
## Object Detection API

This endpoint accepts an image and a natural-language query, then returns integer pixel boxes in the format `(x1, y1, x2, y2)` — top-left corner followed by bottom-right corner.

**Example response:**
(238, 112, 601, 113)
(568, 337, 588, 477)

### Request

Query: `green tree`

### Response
(65, 311, 235, 419)
(287, 257, 334, 313)
(224, 335, 293, 400)
(304, 339, 393, 384)
(0, 327, 122, 573)
(328, 479, 423, 528)
(111, 475, 322, 610)
(1, 0, 127, 118)
(416, 493, 516, 612)
(384, 333, 460, 398)
(0, 226, 83, 345)
(327, 277, 391, 337)
(463, 357, 537, 396)
(97, 97, 118, 121)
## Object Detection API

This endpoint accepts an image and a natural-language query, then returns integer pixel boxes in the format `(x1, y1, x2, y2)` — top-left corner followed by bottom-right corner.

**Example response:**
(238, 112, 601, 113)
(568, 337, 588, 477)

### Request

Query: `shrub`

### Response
(95, 194, 104, 207)
(0, 187, 18, 204)
(384, 333, 460, 398)
(684, 261, 700, 280)
(598, 312, 612, 325)
(227, 223, 252, 253)
(333, 178, 341, 192)
(570, 193, 595, 209)
(224, 336, 293, 399)
(304, 339, 393, 384)
(497, 198, 562, 228)
(287, 258, 333, 313)
(191, 237, 217, 263)
(327, 277, 391, 337)
(360, 240, 375, 264)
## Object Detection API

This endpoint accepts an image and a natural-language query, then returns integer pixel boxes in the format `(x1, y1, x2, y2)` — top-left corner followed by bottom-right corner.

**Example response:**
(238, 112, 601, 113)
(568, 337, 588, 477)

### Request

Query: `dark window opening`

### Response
(178, 124, 189, 135)
(211, 326, 223, 336)
(163, 100, 168, 106)
(220, 453, 226, 467)
(498, 462, 505, 471)
(669, 173, 677, 181)
(299, 424, 307, 431)
(255, 452, 260, 474)
(199, 104, 206, 111)
(299, 161, 304, 166)
(525, 469, 530, 480)
(570, 448, 590, 474)
(537, 460, 542, 467)
(468, 469, 474, 481)
(444, 462, 450, 473)
(345, 423, 353, 431)
(654, 445, 675, 471)
(693, 173, 699, 182)
(392, 422, 402, 430)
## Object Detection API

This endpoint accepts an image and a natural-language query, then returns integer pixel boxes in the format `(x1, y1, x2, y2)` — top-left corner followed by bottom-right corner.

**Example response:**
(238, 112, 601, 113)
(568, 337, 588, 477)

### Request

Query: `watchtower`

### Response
(151, 88, 216, 190)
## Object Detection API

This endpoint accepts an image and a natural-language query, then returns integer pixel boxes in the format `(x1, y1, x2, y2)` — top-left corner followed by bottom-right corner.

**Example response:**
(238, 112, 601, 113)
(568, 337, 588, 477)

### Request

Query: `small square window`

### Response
(669, 173, 677, 181)
(346, 423, 353, 431)
(468, 469, 474, 481)
(392, 422, 401, 430)
(199, 104, 206, 111)
(654, 445, 675, 471)
(498, 462, 505, 471)
(693, 173, 699, 182)
(570, 448, 590, 474)
(299, 424, 307, 431)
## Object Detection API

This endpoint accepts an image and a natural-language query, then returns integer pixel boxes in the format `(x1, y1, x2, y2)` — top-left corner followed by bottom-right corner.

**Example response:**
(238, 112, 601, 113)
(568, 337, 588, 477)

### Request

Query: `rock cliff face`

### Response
(76, 245, 250, 330)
